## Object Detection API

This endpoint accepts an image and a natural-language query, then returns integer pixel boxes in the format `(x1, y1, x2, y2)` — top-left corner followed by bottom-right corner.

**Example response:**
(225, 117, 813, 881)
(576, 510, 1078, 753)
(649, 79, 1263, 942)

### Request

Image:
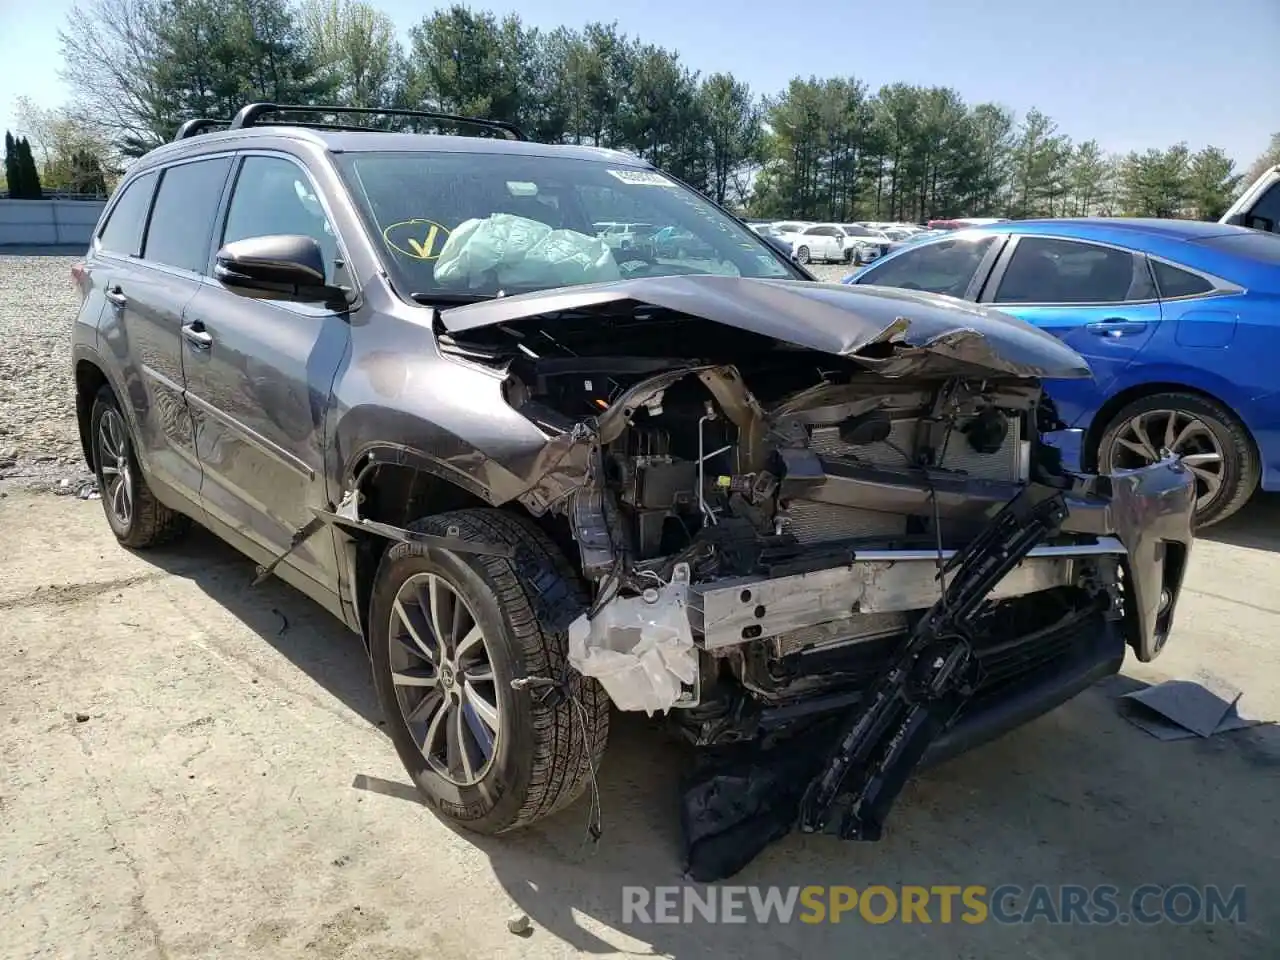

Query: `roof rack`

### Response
(226, 103, 527, 141)
(173, 118, 230, 141)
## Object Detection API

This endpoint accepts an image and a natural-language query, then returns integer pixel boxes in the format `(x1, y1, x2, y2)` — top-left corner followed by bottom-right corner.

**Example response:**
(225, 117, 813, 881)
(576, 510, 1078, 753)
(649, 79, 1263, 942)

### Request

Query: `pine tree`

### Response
(3, 131, 19, 197)
(16, 137, 43, 198)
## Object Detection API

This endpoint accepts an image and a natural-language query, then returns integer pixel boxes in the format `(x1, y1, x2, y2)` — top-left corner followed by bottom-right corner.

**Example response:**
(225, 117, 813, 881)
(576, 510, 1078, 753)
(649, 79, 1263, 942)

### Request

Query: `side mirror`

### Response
(214, 235, 350, 306)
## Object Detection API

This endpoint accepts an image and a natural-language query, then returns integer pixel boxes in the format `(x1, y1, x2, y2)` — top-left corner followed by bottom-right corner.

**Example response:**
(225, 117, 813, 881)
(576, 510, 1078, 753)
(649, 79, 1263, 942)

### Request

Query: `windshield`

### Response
(336, 151, 798, 299)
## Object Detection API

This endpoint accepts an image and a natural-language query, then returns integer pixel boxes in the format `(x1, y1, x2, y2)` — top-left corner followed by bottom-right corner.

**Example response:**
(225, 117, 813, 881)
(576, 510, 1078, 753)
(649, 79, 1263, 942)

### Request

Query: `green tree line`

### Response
(46, 0, 1280, 220)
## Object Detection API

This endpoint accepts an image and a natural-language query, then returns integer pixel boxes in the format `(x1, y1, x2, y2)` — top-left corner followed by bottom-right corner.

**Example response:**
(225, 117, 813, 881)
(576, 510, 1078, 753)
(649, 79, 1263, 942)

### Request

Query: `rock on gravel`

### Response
(0, 254, 94, 494)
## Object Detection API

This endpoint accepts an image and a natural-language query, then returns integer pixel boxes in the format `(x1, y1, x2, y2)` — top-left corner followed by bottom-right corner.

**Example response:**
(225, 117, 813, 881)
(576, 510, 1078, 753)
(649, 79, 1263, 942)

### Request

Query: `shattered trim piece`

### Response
(568, 563, 698, 714)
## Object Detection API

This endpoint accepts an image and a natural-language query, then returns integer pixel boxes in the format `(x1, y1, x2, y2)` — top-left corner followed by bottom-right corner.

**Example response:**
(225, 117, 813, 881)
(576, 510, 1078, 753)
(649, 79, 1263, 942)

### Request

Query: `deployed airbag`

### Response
(434, 213, 621, 289)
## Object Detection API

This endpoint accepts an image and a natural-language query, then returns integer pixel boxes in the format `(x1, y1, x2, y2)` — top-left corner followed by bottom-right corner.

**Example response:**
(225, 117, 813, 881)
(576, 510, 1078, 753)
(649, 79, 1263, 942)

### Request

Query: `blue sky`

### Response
(2, 0, 1277, 165)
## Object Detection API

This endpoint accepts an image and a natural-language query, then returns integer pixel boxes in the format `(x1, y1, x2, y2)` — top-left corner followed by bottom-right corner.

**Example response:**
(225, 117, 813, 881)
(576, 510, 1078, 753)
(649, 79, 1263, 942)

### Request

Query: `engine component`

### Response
(567, 563, 698, 713)
(809, 414, 1022, 481)
(964, 407, 1010, 454)
(837, 409, 893, 446)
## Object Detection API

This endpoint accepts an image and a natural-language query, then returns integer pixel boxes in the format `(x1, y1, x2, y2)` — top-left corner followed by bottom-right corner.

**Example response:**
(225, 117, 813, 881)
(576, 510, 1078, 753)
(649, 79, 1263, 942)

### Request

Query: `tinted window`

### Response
(222, 156, 340, 284)
(995, 237, 1139, 304)
(1243, 182, 1280, 233)
(97, 172, 157, 257)
(856, 235, 997, 298)
(1152, 261, 1213, 298)
(1198, 231, 1280, 264)
(337, 151, 796, 298)
(143, 158, 232, 272)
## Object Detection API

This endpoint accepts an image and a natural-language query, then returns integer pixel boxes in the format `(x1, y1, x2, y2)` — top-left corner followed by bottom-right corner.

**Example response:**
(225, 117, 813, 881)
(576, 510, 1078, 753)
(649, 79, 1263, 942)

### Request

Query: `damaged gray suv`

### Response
(71, 104, 1196, 878)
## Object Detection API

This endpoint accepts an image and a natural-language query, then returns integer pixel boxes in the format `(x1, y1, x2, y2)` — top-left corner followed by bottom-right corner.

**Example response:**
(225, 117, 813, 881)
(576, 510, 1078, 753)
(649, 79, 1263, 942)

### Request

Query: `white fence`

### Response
(0, 199, 106, 248)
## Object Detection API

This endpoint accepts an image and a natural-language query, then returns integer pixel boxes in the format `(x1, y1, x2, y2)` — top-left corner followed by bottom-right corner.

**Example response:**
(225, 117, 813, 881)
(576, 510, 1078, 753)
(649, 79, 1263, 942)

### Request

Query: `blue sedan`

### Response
(842, 218, 1280, 525)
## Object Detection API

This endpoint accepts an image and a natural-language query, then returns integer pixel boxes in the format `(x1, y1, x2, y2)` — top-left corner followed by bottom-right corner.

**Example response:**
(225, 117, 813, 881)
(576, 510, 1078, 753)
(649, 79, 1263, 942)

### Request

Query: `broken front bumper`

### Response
(687, 457, 1195, 666)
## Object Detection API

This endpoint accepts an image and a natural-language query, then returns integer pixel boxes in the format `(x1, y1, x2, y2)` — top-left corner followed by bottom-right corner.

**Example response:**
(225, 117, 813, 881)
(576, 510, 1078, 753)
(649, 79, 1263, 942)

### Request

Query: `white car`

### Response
(595, 221, 658, 252)
(785, 223, 859, 264)
(837, 224, 894, 264)
(1221, 165, 1279, 233)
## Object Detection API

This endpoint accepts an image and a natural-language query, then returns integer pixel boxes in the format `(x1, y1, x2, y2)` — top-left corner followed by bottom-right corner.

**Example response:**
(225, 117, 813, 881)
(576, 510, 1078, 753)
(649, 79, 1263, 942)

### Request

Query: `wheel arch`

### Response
(341, 447, 580, 647)
(74, 358, 111, 468)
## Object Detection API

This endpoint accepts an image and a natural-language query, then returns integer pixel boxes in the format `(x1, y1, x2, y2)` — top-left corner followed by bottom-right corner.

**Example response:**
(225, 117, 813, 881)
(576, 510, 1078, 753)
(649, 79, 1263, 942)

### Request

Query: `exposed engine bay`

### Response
(449, 305, 1113, 707)
(424, 279, 1197, 880)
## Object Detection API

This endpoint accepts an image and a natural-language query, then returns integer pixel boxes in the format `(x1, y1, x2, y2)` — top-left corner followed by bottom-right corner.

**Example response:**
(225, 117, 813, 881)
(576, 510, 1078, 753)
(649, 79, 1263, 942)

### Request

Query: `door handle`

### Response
(182, 321, 213, 350)
(105, 285, 127, 307)
(1085, 318, 1148, 338)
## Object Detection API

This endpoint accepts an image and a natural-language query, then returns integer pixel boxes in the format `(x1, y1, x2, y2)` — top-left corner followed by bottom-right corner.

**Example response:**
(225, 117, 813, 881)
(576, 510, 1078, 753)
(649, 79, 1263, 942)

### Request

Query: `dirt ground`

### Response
(2, 487, 1279, 959)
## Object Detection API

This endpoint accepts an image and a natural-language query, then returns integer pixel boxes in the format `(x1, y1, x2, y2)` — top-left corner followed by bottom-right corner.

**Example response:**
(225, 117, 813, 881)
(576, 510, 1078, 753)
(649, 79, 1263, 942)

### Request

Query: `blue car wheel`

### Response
(1096, 391, 1259, 527)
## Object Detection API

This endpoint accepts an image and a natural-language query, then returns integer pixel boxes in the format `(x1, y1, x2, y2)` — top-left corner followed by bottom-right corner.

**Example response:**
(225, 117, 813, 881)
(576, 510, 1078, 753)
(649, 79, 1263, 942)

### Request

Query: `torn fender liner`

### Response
(567, 563, 697, 714)
(438, 275, 1094, 380)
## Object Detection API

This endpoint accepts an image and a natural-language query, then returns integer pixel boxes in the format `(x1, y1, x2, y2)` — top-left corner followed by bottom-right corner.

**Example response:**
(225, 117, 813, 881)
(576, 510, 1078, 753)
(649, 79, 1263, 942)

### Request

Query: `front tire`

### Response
(89, 385, 189, 548)
(369, 508, 610, 833)
(1096, 391, 1258, 527)
(795, 245, 811, 264)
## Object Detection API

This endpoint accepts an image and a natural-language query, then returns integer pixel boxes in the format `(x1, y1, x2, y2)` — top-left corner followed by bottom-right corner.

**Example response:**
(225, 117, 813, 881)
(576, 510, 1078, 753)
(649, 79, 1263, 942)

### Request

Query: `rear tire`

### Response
(796, 245, 811, 264)
(89, 385, 190, 548)
(369, 508, 610, 833)
(1096, 391, 1258, 527)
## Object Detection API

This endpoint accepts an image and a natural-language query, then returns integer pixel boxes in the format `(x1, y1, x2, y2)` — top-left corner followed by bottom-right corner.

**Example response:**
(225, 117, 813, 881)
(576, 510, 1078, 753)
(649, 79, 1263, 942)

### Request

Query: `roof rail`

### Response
(173, 118, 230, 141)
(226, 103, 527, 141)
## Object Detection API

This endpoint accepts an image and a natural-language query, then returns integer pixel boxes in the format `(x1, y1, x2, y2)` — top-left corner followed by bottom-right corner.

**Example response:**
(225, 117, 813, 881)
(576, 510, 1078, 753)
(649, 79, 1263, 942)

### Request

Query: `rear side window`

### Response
(995, 237, 1141, 304)
(1152, 261, 1213, 298)
(142, 157, 233, 273)
(856, 235, 997, 298)
(97, 172, 157, 257)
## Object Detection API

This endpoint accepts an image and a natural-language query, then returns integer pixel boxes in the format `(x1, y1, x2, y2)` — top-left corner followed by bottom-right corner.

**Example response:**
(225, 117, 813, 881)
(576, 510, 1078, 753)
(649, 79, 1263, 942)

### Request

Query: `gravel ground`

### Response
(0, 254, 95, 496)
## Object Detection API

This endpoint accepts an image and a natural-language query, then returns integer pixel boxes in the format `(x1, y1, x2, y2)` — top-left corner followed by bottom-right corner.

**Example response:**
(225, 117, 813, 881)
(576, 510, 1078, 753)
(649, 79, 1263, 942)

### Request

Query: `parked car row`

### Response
(744, 219, 928, 265)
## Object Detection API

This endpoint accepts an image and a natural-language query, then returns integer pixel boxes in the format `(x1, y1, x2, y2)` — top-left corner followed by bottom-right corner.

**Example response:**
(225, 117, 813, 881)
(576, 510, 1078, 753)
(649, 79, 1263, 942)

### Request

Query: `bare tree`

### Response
(300, 0, 403, 109)
(58, 0, 168, 155)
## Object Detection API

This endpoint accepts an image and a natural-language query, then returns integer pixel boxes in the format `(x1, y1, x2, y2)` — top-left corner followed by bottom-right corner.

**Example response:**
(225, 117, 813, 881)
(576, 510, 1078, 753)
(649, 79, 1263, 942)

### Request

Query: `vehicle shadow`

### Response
(1199, 491, 1280, 553)
(357, 682, 1279, 958)
(140, 523, 382, 726)
(136, 524, 1280, 957)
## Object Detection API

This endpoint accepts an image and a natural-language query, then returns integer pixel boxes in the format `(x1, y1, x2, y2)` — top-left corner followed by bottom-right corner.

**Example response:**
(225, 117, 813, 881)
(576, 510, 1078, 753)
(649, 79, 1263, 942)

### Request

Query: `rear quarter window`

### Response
(97, 172, 158, 257)
(1152, 261, 1213, 298)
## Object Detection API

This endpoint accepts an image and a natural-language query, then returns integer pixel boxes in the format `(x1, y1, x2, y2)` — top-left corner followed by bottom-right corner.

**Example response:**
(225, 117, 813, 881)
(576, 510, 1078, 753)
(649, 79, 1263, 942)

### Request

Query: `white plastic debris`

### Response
(434, 213, 621, 289)
(568, 564, 697, 715)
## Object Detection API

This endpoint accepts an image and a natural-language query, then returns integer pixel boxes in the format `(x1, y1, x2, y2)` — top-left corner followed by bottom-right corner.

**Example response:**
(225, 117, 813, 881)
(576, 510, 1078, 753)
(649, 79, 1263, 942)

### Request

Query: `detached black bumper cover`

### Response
(679, 458, 1195, 882)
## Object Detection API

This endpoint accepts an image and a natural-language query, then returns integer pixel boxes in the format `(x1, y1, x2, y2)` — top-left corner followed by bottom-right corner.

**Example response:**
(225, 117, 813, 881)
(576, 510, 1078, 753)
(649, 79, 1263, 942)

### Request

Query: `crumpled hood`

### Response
(437, 275, 1093, 380)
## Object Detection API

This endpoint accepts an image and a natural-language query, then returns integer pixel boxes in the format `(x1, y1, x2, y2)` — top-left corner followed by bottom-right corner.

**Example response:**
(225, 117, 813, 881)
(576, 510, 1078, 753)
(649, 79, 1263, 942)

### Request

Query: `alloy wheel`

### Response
(97, 407, 134, 528)
(1107, 408, 1225, 511)
(387, 572, 501, 787)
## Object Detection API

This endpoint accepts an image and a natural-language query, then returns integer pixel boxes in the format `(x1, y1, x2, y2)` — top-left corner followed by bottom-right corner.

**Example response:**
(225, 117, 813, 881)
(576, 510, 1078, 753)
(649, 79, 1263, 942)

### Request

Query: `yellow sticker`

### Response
(383, 219, 451, 260)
